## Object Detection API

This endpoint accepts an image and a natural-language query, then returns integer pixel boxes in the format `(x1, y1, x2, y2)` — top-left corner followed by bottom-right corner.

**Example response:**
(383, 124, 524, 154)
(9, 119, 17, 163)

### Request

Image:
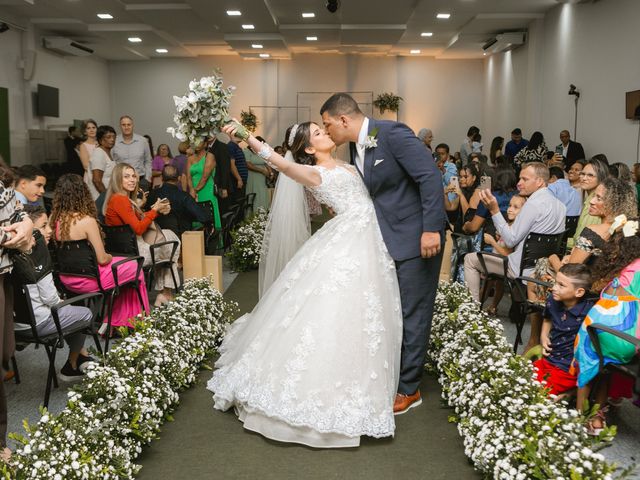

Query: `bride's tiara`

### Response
(288, 124, 299, 148)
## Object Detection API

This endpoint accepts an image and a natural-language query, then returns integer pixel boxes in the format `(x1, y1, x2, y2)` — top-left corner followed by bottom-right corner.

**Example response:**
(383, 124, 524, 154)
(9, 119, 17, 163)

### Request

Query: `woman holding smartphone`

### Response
(103, 163, 181, 305)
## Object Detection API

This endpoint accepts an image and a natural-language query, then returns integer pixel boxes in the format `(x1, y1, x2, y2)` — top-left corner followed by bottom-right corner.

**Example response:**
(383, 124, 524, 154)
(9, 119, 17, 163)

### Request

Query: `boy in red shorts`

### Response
(535, 263, 594, 396)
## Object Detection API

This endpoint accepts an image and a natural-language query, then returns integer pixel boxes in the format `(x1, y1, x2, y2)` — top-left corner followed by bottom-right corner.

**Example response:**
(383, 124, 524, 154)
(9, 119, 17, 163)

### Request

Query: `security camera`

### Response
(326, 0, 339, 13)
(0, 23, 9, 34)
(568, 84, 580, 98)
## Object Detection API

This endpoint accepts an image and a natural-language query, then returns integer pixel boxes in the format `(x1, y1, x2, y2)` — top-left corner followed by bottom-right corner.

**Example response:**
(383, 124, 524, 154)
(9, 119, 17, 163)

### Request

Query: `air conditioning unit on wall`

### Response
(482, 32, 526, 55)
(42, 37, 93, 56)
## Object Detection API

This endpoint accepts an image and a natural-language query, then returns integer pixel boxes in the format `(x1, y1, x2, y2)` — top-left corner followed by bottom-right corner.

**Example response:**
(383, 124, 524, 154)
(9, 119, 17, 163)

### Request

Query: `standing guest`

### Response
(88, 125, 117, 204)
(78, 119, 98, 193)
(569, 157, 609, 249)
(208, 135, 232, 215)
(227, 136, 248, 200)
(50, 174, 150, 330)
(188, 140, 222, 232)
(243, 136, 272, 212)
(471, 133, 483, 153)
(567, 159, 585, 190)
(504, 128, 529, 161)
(111, 115, 152, 188)
(514, 131, 547, 169)
(0, 163, 33, 459)
(535, 264, 594, 396)
(19, 206, 96, 381)
(556, 130, 585, 169)
(460, 126, 480, 165)
(489, 136, 504, 167)
(172, 141, 190, 190)
(547, 166, 581, 216)
(14, 165, 46, 207)
(103, 164, 180, 306)
(417, 128, 434, 152)
(147, 165, 212, 237)
(151, 144, 174, 188)
(64, 125, 83, 176)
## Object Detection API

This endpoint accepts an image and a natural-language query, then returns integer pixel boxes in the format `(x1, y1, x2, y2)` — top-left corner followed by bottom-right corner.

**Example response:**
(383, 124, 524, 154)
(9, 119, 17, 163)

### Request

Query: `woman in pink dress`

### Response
(50, 174, 150, 329)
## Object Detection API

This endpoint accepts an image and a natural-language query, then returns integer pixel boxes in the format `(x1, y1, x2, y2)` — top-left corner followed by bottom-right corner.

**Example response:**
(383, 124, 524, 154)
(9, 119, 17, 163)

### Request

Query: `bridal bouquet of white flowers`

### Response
(428, 282, 631, 479)
(167, 70, 235, 145)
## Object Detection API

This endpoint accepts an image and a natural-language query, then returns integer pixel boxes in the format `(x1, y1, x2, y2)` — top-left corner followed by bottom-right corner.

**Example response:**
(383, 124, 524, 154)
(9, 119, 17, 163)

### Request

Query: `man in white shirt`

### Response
(464, 162, 565, 348)
(111, 115, 152, 185)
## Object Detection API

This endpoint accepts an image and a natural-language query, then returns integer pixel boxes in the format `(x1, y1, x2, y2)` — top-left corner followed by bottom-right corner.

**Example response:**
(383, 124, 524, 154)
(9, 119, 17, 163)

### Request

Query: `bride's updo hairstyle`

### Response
(289, 122, 317, 166)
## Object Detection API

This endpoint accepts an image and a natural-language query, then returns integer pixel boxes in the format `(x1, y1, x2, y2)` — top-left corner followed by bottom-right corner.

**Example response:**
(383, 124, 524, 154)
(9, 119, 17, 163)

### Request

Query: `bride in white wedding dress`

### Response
(207, 121, 402, 448)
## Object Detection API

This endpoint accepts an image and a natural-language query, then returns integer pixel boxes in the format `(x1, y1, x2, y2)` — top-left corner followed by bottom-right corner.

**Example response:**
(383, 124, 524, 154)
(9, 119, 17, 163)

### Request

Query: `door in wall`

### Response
(0, 88, 10, 164)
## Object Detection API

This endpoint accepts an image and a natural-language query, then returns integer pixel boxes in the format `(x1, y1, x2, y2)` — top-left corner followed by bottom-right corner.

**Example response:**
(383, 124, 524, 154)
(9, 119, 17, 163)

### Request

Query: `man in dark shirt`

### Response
(227, 137, 248, 200)
(504, 128, 529, 161)
(147, 165, 212, 237)
(208, 135, 232, 214)
(534, 264, 594, 396)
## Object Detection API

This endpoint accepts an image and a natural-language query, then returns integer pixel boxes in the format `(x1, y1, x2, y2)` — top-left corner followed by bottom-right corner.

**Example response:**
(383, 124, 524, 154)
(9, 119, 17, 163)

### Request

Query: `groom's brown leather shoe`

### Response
(393, 391, 422, 415)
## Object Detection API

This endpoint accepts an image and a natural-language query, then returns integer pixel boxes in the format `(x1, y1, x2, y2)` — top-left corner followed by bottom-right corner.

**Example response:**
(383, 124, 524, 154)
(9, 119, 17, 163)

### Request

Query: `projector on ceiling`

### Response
(482, 32, 526, 55)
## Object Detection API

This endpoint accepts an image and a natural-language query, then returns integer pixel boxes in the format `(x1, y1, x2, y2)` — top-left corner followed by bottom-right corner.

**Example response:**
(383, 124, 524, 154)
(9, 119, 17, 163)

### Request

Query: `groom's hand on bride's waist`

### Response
(420, 232, 441, 258)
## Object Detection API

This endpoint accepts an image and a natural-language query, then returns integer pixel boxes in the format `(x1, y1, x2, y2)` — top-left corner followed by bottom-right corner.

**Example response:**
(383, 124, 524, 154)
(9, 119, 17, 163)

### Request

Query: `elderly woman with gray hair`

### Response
(416, 128, 433, 150)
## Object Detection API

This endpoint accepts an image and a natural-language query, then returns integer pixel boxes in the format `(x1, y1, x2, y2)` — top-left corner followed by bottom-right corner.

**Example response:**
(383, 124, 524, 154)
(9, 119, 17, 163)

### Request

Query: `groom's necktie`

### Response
(355, 143, 365, 175)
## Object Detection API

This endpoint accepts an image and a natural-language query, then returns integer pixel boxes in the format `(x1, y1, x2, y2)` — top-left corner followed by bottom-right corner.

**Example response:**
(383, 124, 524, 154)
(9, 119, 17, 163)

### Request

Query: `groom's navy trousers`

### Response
(350, 117, 446, 397)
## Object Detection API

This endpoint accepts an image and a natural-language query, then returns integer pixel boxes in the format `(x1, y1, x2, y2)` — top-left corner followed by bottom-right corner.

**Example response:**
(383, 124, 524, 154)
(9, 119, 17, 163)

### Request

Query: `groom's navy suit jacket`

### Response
(350, 118, 446, 262)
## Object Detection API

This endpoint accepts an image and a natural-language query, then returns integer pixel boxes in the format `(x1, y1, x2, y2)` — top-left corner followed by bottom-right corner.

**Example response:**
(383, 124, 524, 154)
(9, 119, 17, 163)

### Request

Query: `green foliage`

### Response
(373, 92, 403, 113)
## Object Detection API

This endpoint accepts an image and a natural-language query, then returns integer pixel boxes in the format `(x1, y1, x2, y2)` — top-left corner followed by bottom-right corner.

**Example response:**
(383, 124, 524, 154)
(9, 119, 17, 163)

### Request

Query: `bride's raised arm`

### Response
(222, 122, 321, 188)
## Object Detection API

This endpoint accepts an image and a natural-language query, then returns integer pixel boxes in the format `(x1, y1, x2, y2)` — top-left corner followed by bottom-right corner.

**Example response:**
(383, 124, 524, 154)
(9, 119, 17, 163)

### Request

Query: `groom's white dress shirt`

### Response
(355, 117, 370, 175)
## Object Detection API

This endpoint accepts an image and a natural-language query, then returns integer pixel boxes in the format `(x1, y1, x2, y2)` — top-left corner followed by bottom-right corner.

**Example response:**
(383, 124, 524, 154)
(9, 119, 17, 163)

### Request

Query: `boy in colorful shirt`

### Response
(535, 263, 594, 395)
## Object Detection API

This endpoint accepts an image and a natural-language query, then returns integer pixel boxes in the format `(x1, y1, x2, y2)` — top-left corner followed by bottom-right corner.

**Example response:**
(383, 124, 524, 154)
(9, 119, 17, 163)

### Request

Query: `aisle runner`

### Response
(136, 270, 479, 480)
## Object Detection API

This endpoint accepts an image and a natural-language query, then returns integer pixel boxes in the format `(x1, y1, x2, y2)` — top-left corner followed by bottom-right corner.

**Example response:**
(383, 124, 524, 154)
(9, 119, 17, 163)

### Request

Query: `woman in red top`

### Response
(104, 163, 181, 305)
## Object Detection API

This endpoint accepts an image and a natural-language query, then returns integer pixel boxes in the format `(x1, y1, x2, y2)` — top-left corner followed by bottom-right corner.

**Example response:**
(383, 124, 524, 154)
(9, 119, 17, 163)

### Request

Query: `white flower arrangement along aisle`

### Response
(0, 278, 237, 479)
(430, 281, 634, 479)
(226, 208, 269, 272)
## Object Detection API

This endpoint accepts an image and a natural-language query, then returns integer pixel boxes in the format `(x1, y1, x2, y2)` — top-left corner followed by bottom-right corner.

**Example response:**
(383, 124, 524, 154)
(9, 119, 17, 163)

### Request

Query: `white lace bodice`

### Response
(307, 164, 373, 217)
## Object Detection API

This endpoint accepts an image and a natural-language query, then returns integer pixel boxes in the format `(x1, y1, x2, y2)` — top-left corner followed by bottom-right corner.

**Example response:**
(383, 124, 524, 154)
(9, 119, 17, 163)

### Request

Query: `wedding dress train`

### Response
(207, 164, 402, 448)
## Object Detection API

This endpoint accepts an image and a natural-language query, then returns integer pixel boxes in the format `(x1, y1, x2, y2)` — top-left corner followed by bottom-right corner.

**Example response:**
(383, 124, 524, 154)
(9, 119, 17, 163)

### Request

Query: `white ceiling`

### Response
(0, 0, 560, 61)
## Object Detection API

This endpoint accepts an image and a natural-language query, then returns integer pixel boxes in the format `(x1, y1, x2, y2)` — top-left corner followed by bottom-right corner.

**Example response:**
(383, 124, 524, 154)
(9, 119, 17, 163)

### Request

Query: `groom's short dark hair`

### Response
(320, 93, 363, 117)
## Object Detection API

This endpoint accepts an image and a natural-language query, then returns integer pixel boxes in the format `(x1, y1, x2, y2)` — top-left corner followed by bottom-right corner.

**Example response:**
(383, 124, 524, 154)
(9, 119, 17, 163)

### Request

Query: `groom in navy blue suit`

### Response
(321, 93, 446, 414)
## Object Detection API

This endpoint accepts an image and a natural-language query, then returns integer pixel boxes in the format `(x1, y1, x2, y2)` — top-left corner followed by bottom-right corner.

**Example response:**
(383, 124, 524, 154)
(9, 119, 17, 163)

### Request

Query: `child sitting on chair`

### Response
(534, 263, 594, 396)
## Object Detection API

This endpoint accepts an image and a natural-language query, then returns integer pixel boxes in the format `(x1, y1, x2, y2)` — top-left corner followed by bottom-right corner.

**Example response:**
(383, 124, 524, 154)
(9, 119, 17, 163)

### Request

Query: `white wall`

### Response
(483, 0, 640, 164)
(109, 54, 485, 157)
(0, 24, 112, 165)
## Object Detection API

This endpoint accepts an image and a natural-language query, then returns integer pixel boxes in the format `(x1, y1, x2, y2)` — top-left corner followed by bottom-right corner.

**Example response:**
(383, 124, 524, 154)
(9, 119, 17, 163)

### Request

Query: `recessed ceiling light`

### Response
(421, 32, 433, 37)
(252, 44, 263, 49)
(128, 37, 142, 43)
(306, 36, 318, 41)
(410, 49, 421, 54)
(242, 24, 254, 30)
(226, 10, 241, 16)
(259, 53, 270, 58)
(97, 13, 113, 20)
(436, 13, 451, 19)
(302, 12, 315, 18)
(483, 53, 487, 56)
(156, 48, 168, 53)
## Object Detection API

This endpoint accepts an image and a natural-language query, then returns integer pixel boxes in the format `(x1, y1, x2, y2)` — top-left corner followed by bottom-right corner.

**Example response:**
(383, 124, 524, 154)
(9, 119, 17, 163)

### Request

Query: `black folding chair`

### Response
(245, 193, 256, 217)
(196, 201, 222, 254)
(54, 239, 145, 352)
(102, 224, 180, 293)
(13, 288, 102, 408)
(562, 215, 580, 252)
(220, 211, 236, 251)
(450, 232, 474, 281)
(587, 323, 640, 383)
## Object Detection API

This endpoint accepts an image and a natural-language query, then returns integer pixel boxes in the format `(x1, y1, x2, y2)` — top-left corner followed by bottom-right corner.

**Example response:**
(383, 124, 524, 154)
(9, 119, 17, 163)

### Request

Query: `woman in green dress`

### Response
(243, 137, 271, 212)
(187, 140, 221, 230)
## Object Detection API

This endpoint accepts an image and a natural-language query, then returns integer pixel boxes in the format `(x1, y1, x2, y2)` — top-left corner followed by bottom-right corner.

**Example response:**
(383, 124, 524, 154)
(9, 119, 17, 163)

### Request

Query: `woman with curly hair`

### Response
(50, 174, 150, 329)
(572, 219, 640, 433)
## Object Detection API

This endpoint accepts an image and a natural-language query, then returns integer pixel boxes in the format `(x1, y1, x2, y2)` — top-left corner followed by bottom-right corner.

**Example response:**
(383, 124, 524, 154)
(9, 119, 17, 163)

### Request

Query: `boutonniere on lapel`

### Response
(363, 128, 379, 149)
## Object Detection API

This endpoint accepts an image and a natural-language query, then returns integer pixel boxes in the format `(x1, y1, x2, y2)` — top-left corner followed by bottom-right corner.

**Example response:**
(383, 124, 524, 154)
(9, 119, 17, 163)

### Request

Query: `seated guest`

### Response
(147, 164, 212, 237)
(463, 168, 517, 235)
(572, 220, 640, 433)
(50, 174, 150, 330)
(104, 163, 181, 305)
(567, 159, 585, 191)
(172, 141, 190, 191)
(535, 264, 594, 396)
(151, 144, 174, 188)
(18, 206, 96, 380)
(465, 163, 566, 350)
(15, 165, 46, 207)
(547, 166, 581, 216)
(556, 130, 585, 170)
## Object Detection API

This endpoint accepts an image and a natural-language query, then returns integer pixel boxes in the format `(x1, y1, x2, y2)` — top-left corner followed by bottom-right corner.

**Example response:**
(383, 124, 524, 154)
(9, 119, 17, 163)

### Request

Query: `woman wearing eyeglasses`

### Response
(568, 157, 610, 250)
